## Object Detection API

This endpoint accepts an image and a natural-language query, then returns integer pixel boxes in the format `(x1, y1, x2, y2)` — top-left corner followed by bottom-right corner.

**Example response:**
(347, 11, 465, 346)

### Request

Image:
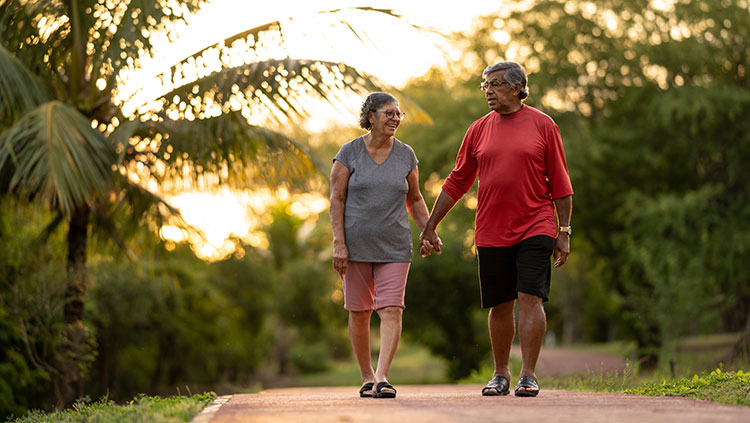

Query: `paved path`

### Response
(193, 385, 749, 423)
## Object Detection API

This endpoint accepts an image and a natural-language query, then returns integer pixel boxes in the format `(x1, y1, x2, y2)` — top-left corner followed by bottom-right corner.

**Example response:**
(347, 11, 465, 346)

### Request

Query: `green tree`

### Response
(0, 0, 418, 407)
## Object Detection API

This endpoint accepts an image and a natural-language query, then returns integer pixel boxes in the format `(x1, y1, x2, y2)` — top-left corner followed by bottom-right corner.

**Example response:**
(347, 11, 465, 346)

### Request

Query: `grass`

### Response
(6, 393, 216, 423)
(624, 368, 750, 406)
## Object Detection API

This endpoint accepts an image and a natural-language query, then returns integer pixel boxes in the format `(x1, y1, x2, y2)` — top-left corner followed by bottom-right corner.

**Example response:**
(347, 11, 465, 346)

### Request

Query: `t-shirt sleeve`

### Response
(442, 124, 479, 201)
(333, 141, 353, 171)
(405, 143, 418, 171)
(545, 121, 574, 199)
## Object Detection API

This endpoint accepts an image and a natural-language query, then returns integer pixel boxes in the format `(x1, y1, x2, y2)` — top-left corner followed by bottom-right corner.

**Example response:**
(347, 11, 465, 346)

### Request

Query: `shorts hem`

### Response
(344, 306, 375, 312)
(518, 289, 549, 302)
(481, 296, 516, 309)
(374, 304, 406, 311)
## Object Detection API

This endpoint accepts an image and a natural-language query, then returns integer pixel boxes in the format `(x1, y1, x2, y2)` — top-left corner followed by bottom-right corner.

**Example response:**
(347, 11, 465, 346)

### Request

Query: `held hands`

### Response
(419, 228, 443, 258)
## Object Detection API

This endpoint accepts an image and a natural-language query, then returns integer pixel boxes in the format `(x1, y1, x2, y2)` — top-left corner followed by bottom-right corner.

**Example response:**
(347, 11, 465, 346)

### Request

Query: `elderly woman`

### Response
(330, 92, 433, 399)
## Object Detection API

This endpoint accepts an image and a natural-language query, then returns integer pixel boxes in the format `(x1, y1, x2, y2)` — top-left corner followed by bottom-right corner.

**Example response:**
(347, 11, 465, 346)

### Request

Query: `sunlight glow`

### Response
(159, 188, 329, 261)
(111, 0, 498, 261)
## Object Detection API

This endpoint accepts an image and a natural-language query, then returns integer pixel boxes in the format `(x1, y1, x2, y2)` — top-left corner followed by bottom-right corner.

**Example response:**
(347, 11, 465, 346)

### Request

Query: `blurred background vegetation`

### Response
(1, 0, 749, 419)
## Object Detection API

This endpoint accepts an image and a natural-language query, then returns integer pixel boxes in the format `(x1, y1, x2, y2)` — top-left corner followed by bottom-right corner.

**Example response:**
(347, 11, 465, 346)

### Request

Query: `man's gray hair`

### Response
(483, 62, 529, 100)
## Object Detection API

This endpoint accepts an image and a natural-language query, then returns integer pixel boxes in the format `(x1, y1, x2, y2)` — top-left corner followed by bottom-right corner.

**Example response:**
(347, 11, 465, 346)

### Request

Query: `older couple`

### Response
(329, 62, 574, 399)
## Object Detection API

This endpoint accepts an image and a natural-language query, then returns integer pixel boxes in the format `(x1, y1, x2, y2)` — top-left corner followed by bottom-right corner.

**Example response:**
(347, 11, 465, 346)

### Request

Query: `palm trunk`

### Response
(57, 204, 90, 408)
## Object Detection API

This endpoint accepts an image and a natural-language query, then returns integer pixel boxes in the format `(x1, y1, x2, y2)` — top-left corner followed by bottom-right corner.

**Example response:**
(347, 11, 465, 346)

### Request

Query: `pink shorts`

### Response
(343, 261, 411, 311)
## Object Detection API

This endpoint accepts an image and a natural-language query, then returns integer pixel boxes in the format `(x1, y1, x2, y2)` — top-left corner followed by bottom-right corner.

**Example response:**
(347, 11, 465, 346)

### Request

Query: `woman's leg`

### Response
(374, 306, 402, 391)
(349, 310, 375, 386)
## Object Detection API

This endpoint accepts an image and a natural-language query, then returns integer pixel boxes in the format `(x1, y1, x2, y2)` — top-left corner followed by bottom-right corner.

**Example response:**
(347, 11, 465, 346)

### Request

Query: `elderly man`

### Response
(420, 61, 573, 397)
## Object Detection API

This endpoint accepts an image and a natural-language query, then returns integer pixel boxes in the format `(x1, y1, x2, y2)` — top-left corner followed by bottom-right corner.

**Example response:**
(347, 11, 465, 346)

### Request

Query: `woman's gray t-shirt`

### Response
(333, 137, 418, 262)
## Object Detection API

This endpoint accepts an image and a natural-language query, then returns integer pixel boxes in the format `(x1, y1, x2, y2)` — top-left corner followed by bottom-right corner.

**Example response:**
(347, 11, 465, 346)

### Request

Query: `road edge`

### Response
(191, 395, 231, 423)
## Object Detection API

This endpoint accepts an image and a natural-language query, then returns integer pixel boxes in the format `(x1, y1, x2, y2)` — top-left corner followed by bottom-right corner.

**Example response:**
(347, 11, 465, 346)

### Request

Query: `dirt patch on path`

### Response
(197, 385, 748, 423)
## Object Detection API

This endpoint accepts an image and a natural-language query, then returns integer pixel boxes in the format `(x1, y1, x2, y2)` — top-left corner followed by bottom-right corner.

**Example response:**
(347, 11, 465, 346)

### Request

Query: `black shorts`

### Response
(477, 235, 555, 308)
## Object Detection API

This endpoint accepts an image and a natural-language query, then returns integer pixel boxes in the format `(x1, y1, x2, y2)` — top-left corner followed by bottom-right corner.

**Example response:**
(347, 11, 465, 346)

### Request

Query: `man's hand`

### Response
(420, 228, 443, 258)
(553, 233, 570, 268)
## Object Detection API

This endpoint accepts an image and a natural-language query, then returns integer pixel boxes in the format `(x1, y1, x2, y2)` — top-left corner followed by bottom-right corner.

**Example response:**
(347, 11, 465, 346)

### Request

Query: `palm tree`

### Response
(0, 0, 425, 407)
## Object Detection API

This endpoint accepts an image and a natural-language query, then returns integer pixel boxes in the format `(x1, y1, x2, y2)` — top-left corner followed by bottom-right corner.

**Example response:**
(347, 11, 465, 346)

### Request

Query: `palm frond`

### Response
(0, 0, 69, 88)
(0, 44, 49, 124)
(120, 8, 414, 112)
(89, 172, 198, 260)
(0, 101, 115, 216)
(87, 1, 209, 111)
(111, 111, 319, 192)
(144, 58, 382, 126)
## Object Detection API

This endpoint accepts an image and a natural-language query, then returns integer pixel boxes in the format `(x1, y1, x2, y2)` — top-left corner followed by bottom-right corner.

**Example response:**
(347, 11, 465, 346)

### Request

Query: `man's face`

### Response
(482, 70, 519, 112)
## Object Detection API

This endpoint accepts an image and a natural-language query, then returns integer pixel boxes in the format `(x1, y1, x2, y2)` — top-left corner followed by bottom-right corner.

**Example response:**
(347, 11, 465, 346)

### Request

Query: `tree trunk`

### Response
(57, 204, 90, 408)
(725, 309, 750, 363)
(636, 320, 661, 373)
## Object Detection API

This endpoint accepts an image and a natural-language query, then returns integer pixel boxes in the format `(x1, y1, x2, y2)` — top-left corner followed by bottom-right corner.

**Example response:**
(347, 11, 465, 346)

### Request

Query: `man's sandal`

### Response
(359, 382, 374, 398)
(374, 381, 397, 398)
(481, 375, 510, 396)
(514, 375, 540, 397)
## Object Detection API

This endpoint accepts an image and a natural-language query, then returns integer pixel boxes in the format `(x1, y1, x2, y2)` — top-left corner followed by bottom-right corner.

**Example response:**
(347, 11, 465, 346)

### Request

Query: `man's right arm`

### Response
(421, 121, 480, 256)
(420, 190, 458, 257)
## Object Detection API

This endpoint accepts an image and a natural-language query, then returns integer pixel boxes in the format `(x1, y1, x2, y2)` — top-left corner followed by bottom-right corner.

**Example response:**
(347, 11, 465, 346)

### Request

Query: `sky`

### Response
(140, 0, 503, 260)
(129, 0, 502, 90)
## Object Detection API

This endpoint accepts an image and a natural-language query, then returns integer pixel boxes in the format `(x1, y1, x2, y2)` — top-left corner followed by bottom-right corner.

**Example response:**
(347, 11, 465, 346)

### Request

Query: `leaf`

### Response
(0, 101, 115, 216)
(111, 112, 319, 191)
(0, 44, 49, 124)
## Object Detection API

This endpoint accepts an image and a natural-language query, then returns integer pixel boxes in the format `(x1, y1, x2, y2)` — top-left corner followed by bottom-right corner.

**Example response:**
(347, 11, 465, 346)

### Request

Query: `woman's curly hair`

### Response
(359, 92, 398, 129)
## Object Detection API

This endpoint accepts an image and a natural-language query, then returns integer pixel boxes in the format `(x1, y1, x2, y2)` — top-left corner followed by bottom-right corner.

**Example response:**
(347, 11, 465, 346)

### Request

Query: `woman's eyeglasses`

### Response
(376, 110, 405, 120)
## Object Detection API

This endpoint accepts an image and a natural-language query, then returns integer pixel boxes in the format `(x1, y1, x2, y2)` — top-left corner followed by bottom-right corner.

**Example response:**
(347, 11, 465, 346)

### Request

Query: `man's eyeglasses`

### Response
(376, 110, 405, 120)
(479, 80, 511, 92)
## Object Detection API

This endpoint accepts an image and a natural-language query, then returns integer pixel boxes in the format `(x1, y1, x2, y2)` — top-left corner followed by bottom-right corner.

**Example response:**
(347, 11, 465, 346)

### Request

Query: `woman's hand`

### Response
(419, 229, 443, 258)
(333, 242, 349, 277)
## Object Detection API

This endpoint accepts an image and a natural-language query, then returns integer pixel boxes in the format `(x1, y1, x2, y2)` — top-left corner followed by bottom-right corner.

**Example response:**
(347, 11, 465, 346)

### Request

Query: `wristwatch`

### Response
(559, 226, 572, 236)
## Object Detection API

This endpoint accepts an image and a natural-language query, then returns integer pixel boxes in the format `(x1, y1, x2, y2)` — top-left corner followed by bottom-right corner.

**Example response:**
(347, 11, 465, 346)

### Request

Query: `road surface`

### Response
(192, 384, 749, 423)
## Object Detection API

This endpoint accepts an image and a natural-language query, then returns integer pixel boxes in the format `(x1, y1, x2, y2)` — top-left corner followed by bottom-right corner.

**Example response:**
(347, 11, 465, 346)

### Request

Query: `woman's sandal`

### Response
(374, 381, 397, 398)
(514, 375, 540, 397)
(359, 382, 375, 398)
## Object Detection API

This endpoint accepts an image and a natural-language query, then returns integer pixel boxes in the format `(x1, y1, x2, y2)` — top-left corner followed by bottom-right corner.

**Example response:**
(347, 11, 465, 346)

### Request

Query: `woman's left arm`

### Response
(405, 165, 430, 231)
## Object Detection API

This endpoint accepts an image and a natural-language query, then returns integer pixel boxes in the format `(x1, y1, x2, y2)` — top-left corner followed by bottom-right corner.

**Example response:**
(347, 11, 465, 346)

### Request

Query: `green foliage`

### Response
(7, 393, 216, 423)
(624, 369, 750, 406)
(0, 198, 67, 419)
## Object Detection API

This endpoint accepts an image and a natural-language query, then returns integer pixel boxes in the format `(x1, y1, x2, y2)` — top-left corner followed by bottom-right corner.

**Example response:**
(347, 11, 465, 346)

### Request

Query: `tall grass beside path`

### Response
(6, 393, 216, 423)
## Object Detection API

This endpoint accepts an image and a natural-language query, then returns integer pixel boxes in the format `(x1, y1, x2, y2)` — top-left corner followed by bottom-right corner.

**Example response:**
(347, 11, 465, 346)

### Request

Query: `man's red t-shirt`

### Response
(442, 104, 574, 247)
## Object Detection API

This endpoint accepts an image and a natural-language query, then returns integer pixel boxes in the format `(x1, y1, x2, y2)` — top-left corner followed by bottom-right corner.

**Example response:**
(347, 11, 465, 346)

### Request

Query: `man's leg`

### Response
(488, 299, 516, 382)
(349, 310, 375, 389)
(517, 292, 546, 387)
(374, 306, 402, 394)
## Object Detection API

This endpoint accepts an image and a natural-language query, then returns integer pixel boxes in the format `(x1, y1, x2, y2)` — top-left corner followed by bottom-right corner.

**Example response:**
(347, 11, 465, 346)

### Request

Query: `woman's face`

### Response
(369, 101, 403, 136)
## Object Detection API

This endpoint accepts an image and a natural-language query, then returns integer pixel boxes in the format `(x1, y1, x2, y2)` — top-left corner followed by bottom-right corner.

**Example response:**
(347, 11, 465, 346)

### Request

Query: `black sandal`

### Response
(514, 375, 539, 397)
(482, 375, 510, 396)
(359, 382, 374, 398)
(374, 381, 397, 398)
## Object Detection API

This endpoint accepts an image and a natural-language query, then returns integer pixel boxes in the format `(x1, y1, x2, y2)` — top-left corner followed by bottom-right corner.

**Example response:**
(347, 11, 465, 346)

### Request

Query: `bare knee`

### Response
(489, 300, 515, 319)
(376, 306, 403, 322)
(517, 292, 542, 309)
(349, 310, 372, 325)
